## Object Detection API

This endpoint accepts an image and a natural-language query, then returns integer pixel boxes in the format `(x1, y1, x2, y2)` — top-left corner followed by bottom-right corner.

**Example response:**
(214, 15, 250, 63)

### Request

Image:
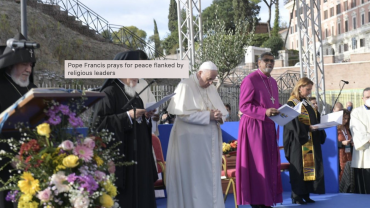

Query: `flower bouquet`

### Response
(0, 99, 131, 208)
(222, 140, 238, 155)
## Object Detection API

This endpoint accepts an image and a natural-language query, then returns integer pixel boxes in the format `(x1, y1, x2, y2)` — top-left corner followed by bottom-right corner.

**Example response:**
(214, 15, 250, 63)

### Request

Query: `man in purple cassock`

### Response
(236, 52, 283, 208)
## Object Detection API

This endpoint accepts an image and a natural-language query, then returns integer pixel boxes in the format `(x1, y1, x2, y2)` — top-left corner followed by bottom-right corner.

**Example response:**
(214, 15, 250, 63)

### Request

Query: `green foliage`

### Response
(162, 31, 179, 55)
(232, 0, 260, 30)
(203, 1, 234, 32)
(250, 33, 270, 47)
(0, 14, 10, 33)
(261, 36, 284, 56)
(195, 16, 255, 88)
(111, 26, 147, 49)
(203, 0, 260, 32)
(168, 0, 178, 32)
(271, 0, 280, 37)
(153, 19, 162, 57)
(101, 29, 113, 41)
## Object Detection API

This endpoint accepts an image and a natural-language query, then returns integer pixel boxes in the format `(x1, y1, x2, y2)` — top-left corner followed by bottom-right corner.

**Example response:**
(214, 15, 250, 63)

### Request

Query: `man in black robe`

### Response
(92, 50, 157, 208)
(0, 33, 37, 207)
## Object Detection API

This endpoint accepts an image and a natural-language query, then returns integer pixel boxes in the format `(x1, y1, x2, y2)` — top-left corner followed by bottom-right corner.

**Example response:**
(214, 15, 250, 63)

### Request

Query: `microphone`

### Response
(6, 38, 40, 49)
(341, 80, 349, 84)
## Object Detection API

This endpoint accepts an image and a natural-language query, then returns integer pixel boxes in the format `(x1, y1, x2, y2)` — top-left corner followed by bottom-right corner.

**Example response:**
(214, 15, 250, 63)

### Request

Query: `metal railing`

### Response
(275, 70, 301, 93)
(36, 0, 166, 59)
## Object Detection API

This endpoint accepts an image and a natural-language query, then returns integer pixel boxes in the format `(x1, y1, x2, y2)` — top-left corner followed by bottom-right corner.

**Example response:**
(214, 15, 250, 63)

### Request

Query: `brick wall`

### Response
(273, 61, 370, 90)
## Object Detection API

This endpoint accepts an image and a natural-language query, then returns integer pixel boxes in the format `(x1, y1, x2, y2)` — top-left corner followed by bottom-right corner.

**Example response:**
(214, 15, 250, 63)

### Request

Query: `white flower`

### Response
(73, 195, 90, 208)
(60, 140, 74, 151)
(51, 171, 70, 193)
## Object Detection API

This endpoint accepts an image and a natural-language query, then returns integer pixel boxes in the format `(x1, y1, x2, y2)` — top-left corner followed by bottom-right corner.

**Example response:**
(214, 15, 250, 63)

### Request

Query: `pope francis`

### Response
(165, 61, 227, 208)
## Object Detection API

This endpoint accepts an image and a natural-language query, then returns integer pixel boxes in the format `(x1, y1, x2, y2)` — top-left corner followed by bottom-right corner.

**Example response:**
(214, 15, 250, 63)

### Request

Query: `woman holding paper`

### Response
(283, 77, 327, 204)
(337, 109, 353, 182)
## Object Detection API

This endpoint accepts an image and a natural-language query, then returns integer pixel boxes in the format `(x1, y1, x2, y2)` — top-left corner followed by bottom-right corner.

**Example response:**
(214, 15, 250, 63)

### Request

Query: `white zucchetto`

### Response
(199, 61, 218, 71)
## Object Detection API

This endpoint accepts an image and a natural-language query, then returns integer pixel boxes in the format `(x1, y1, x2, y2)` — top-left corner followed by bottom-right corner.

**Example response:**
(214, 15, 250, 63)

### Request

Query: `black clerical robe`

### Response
(283, 98, 327, 196)
(0, 73, 36, 207)
(93, 80, 157, 208)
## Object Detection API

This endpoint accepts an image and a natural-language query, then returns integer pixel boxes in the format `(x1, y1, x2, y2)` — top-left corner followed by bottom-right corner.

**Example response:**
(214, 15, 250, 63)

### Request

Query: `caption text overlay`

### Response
(65, 60, 189, 79)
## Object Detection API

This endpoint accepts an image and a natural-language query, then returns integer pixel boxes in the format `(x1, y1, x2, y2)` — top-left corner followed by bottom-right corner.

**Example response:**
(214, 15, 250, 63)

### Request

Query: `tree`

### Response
(162, 9, 190, 55)
(195, 17, 255, 89)
(168, 0, 178, 32)
(271, 0, 280, 37)
(162, 31, 178, 55)
(280, 21, 288, 29)
(262, 0, 275, 37)
(203, 0, 260, 33)
(261, 36, 284, 56)
(250, 33, 270, 47)
(101, 29, 112, 41)
(232, 0, 260, 30)
(152, 19, 162, 57)
(112, 26, 147, 49)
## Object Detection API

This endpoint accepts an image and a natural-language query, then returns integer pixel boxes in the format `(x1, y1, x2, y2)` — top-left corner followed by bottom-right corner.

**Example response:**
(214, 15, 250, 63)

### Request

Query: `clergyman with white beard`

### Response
(92, 50, 158, 208)
(0, 33, 38, 208)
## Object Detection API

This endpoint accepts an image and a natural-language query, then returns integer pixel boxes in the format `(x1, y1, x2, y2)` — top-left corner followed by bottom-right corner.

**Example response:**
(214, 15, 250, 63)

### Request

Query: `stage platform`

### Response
(156, 192, 369, 208)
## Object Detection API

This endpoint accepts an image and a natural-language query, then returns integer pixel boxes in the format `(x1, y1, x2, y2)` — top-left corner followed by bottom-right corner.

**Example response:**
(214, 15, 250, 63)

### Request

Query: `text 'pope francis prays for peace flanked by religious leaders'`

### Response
(165, 61, 228, 208)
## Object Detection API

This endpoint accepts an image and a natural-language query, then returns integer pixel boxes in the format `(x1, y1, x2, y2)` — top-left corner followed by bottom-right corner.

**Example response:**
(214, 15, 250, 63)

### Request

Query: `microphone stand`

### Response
(331, 81, 347, 112)
(121, 80, 156, 208)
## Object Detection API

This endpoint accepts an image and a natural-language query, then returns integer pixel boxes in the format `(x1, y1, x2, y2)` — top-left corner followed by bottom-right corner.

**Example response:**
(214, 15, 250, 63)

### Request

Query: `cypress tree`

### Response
(168, 0, 178, 32)
(272, 0, 280, 37)
(154, 19, 161, 57)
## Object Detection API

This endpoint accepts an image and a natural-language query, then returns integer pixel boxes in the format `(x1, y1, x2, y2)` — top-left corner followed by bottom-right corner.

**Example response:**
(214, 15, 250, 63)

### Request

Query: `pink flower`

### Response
(94, 171, 106, 182)
(73, 145, 93, 162)
(108, 161, 116, 174)
(61, 140, 74, 151)
(37, 188, 52, 202)
(83, 137, 95, 149)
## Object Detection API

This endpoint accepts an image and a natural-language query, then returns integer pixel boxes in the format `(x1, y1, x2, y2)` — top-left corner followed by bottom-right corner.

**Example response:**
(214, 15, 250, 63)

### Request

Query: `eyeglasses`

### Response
(263, 59, 275, 64)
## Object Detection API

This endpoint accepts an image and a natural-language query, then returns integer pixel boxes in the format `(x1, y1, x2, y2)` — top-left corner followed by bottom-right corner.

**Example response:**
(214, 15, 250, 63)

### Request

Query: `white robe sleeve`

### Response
(177, 111, 210, 125)
(350, 109, 370, 150)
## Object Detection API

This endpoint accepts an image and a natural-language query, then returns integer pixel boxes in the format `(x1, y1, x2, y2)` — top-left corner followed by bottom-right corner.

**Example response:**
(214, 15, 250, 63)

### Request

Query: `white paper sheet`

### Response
(269, 102, 302, 126)
(312, 111, 343, 130)
(145, 93, 176, 112)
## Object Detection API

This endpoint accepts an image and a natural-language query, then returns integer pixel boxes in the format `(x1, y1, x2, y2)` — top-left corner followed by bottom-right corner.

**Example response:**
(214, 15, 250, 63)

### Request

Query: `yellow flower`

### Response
(18, 172, 40, 195)
(55, 165, 66, 171)
(222, 143, 231, 153)
(94, 155, 104, 167)
(101, 181, 117, 197)
(62, 155, 79, 168)
(18, 201, 27, 208)
(99, 193, 114, 208)
(29, 201, 39, 208)
(18, 200, 39, 208)
(36, 123, 51, 138)
(19, 194, 32, 202)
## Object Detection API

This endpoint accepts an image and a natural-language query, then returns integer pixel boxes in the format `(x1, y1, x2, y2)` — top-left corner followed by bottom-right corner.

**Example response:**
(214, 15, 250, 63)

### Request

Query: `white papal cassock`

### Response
(166, 74, 227, 208)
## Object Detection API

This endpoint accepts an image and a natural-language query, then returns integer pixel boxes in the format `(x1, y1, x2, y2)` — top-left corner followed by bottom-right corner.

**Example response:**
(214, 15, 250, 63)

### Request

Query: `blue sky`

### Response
(77, 0, 290, 40)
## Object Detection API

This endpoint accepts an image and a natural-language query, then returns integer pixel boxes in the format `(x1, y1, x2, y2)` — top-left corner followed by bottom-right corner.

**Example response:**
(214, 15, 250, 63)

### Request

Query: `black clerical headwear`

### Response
(99, 50, 148, 92)
(0, 33, 36, 83)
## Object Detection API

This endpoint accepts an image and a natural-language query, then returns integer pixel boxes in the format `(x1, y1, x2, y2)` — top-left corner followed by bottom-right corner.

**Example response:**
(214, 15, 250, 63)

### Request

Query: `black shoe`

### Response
(303, 197, 315, 203)
(292, 198, 307, 204)
(251, 205, 261, 208)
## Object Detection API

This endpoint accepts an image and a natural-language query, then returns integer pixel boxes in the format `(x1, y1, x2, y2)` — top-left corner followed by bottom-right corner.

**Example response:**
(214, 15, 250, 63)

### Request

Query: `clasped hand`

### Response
(210, 109, 222, 121)
(128, 109, 156, 119)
